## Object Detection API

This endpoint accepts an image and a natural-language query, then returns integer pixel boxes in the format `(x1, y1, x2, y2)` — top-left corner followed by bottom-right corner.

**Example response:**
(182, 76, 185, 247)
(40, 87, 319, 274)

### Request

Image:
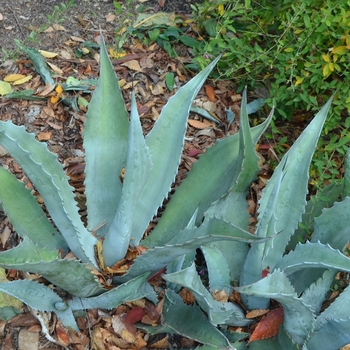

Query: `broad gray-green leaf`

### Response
(201, 246, 231, 294)
(0, 280, 78, 330)
(248, 325, 299, 350)
(315, 284, 350, 327)
(69, 273, 150, 310)
(235, 270, 315, 345)
(289, 183, 343, 250)
(163, 289, 233, 349)
(131, 56, 221, 247)
(142, 108, 273, 248)
(306, 318, 350, 350)
(301, 269, 336, 314)
(84, 34, 129, 236)
(258, 96, 333, 269)
(103, 92, 152, 266)
(275, 241, 350, 275)
(0, 122, 97, 267)
(115, 217, 267, 282)
(0, 258, 104, 297)
(0, 167, 67, 252)
(312, 196, 350, 251)
(164, 264, 249, 326)
(203, 89, 263, 283)
(240, 171, 284, 310)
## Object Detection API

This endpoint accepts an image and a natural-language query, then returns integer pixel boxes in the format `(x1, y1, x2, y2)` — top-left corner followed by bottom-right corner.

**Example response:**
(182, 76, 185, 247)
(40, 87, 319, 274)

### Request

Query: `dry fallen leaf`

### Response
(37, 131, 52, 141)
(122, 59, 142, 72)
(246, 309, 270, 319)
(53, 24, 66, 31)
(205, 85, 216, 102)
(47, 61, 63, 74)
(188, 119, 214, 129)
(4, 74, 26, 82)
(39, 49, 58, 58)
(105, 13, 116, 22)
(13, 75, 33, 85)
(249, 308, 284, 342)
(0, 13, 3, 21)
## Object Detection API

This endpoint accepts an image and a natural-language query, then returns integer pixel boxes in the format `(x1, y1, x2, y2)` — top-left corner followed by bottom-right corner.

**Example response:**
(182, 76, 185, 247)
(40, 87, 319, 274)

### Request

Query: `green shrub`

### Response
(191, 0, 350, 186)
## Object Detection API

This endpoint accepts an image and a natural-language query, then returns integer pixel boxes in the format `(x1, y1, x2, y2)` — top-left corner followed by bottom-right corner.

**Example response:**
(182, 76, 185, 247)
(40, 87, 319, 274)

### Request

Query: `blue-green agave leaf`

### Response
(0, 167, 67, 252)
(0, 280, 78, 330)
(164, 264, 250, 327)
(248, 325, 299, 350)
(201, 246, 231, 294)
(301, 269, 336, 315)
(240, 171, 284, 310)
(0, 258, 104, 297)
(103, 92, 152, 265)
(203, 89, 263, 283)
(275, 241, 350, 275)
(142, 109, 273, 248)
(235, 270, 315, 345)
(289, 183, 343, 250)
(306, 318, 350, 350)
(315, 284, 350, 328)
(114, 217, 267, 282)
(312, 196, 350, 251)
(0, 121, 97, 267)
(258, 96, 333, 269)
(163, 289, 234, 349)
(130, 56, 221, 247)
(69, 273, 150, 310)
(84, 34, 129, 236)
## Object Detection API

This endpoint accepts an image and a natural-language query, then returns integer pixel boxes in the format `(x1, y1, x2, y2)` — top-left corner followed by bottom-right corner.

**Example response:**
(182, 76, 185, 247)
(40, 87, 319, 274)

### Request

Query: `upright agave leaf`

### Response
(84, 34, 129, 236)
(240, 96, 333, 310)
(143, 110, 273, 248)
(0, 122, 97, 266)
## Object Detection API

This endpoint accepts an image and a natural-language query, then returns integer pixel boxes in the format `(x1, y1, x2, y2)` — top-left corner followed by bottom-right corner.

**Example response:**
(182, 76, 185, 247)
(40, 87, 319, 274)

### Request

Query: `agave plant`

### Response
(1, 33, 349, 349)
(0, 35, 273, 346)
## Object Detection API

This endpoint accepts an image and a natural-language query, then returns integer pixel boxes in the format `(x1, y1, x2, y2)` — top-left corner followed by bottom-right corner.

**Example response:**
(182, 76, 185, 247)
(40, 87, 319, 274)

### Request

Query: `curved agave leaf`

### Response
(0, 167, 67, 252)
(203, 89, 265, 285)
(0, 257, 104, 297)
(68, 273, 151, 310)
(129, 55, 221, 248)
(164, 264, 250, 327)
(103, 92, 152, 265)
(83, 34, 129, 236)
(315, 284, 350, 327)
(235, 270, 315, 345)
(306, 318, 350, 350)
(163, 289, 234, 349)
(201, 246, 231, 294)
(248, 326, 299, 350)
(312, 196, 350, 251)
(343, 147, 350, 197)
(0, 121, 97, 267)
(0, 280, 78, 330)
(275, 241, 350, 275)
(301, 269, 336, 315)
(257, 96, 333, 269)
(142, 108, 273, 248)
(114, 217, 267, 282)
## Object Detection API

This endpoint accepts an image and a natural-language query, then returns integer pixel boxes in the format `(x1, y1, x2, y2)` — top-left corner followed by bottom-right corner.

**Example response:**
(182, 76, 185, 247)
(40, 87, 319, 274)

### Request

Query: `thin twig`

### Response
(6, 5, 26, 40)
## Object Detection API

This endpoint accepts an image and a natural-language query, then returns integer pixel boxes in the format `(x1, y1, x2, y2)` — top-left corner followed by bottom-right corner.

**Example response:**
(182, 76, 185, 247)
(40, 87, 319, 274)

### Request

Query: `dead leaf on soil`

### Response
(105, 13, 116, 22)
(249, 308, 284, 342)
(122, 59, 142, 72)
(188, 119, 215, 129)
(205, 85, 216, 101)
(246, 309, 270, 319)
